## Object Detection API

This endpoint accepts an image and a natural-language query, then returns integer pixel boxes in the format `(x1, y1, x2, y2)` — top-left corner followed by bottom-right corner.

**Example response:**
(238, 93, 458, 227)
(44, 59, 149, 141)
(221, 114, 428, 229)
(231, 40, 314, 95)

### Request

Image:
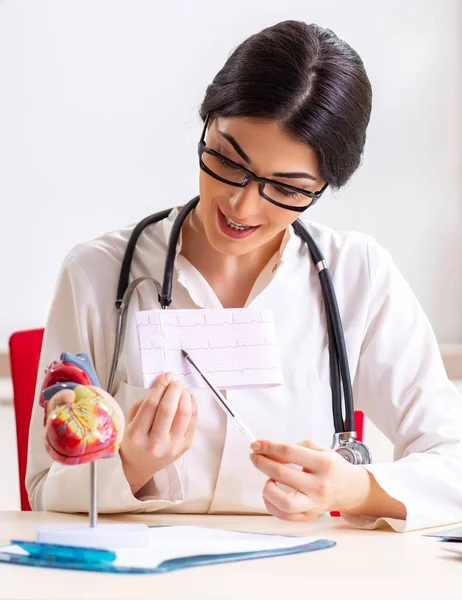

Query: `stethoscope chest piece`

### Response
(333, 432, 372, 465)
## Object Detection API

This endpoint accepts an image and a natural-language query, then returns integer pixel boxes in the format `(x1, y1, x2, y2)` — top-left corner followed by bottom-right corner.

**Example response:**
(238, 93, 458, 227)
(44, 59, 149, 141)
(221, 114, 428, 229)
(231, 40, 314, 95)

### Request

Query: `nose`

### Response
(228, 180, 262, 218)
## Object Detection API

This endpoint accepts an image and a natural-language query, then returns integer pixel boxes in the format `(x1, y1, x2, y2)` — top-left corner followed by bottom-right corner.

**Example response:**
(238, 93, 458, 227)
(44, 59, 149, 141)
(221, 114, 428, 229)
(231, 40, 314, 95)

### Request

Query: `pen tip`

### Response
(181, 349, 188, 358)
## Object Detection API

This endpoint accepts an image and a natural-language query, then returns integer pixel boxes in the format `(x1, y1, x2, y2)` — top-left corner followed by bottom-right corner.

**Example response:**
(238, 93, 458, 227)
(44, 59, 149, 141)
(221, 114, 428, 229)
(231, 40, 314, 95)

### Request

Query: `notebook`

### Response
(0, 525, 336, 574)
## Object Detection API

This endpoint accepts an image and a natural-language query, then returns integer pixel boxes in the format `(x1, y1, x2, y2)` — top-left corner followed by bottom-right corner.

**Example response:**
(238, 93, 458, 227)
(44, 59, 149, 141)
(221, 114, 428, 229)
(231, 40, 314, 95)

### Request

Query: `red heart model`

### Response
(41, 361, 123, 465)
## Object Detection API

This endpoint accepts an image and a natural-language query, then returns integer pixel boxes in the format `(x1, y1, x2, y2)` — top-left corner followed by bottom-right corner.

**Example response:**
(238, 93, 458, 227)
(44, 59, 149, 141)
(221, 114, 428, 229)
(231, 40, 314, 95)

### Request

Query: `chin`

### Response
(205, 227, 256, 257)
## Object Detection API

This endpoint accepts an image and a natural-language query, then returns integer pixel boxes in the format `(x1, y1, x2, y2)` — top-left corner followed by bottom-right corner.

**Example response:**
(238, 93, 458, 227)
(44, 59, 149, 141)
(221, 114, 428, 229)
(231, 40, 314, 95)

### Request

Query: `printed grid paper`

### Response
(135, 308, 283, 389)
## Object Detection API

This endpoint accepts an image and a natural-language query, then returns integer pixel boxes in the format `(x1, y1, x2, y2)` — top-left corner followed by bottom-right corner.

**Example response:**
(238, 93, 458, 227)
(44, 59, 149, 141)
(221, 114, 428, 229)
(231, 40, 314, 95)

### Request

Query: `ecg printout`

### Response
(135, 308, 284, 389)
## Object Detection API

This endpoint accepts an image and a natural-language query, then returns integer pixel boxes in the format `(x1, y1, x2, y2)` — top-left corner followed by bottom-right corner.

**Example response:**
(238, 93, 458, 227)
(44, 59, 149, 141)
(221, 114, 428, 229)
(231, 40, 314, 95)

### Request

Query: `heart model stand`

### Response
(36, 352, 149, 549)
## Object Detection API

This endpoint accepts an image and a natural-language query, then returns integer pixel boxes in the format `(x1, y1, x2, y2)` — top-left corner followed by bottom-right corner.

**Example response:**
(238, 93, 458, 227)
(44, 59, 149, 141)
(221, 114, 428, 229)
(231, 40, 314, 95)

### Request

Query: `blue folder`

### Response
(0, 536, 336, 574)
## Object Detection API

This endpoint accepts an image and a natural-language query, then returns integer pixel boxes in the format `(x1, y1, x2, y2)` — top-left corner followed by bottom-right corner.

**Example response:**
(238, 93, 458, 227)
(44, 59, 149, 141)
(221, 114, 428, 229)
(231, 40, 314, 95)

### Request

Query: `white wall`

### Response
(0, 0, 461, 351)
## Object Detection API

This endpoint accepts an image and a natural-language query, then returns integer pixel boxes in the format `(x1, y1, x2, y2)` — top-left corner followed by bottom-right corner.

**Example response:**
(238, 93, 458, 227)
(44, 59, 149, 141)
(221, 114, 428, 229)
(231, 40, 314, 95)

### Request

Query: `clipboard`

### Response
(0, 527, 336, 574)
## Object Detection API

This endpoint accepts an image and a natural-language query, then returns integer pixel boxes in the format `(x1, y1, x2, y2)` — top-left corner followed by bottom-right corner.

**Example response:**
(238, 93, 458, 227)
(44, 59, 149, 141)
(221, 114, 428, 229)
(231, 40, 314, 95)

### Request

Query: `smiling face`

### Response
(196, 116, 325, 257)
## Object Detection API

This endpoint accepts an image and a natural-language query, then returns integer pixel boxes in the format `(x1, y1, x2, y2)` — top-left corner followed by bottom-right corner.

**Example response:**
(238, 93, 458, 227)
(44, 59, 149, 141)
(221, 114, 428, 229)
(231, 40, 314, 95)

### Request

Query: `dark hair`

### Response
(200, 21, 372, 189)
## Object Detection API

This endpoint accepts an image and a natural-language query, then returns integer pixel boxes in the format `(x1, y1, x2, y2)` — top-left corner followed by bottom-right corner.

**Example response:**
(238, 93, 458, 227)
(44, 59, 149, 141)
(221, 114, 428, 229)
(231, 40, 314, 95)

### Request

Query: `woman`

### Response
(26, 20, 462, 532)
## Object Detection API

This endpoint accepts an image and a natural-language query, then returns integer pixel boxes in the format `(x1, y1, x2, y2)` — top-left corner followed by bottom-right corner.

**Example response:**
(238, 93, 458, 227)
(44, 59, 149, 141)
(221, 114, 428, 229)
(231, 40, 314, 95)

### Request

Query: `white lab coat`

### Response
(26, 208, 462, 532)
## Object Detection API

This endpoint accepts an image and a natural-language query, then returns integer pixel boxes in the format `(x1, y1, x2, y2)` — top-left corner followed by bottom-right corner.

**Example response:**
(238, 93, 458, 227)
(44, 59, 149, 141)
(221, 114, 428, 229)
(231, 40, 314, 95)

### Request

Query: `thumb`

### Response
(297, 439, 326, 451)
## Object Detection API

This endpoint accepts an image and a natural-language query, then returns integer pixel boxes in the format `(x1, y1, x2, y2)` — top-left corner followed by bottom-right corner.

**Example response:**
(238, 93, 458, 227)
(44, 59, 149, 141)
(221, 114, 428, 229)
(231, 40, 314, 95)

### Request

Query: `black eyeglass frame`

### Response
(197, 114, 328, 212)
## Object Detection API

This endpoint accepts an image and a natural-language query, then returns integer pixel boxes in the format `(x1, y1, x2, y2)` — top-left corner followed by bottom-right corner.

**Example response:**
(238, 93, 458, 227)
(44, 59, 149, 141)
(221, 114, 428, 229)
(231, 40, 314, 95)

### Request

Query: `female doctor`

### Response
(26, 20, 462, 532)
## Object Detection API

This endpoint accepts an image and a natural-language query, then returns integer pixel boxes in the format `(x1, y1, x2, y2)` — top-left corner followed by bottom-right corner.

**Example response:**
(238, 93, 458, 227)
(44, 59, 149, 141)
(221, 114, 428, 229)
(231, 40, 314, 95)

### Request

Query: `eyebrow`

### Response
(218, 131, 251, 164)
(218, 130, 317, 182)
(271, 171, 317, 182)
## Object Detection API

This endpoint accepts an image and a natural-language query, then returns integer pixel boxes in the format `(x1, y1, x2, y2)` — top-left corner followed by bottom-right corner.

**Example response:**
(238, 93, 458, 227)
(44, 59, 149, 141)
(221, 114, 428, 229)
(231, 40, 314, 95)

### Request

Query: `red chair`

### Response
(354, 410, 364, 444)
(7, 327, 365, 515)
(8, 328, 45, 511)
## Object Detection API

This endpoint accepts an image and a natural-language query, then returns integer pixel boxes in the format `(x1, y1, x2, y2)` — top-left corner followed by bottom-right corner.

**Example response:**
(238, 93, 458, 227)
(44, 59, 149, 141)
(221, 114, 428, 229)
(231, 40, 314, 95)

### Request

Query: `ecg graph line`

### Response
(137, 308, 282, 386)
(136, 311, 274, 329)
(143, 367, 280, 377)
(139, 339, 277, 351)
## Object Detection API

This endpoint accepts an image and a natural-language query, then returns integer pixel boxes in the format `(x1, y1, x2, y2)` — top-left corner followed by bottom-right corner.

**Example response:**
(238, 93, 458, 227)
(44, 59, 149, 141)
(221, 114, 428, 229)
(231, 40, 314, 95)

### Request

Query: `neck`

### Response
(180, 207, 284, 307)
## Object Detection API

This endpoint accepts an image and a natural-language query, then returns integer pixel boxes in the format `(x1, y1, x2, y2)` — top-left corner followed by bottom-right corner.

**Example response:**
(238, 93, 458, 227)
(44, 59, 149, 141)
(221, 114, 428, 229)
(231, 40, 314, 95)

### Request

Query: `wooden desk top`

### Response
(0, 511, 460, 599)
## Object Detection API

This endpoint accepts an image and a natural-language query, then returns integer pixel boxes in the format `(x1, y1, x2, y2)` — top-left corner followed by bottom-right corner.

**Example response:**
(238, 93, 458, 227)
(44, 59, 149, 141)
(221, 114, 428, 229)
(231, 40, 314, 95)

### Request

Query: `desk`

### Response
(0, 511, 460, 599)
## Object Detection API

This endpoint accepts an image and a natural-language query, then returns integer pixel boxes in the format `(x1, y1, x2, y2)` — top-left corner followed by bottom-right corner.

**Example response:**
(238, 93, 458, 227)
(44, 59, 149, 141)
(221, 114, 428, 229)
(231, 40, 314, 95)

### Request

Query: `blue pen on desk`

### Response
(10, 540, 116, 564)
(181, 349, 256, 443)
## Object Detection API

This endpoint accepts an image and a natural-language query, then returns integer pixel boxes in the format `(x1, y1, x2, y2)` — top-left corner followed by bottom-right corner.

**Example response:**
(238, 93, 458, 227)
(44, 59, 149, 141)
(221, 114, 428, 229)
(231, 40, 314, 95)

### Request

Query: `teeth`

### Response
(224, 215, 251, 231)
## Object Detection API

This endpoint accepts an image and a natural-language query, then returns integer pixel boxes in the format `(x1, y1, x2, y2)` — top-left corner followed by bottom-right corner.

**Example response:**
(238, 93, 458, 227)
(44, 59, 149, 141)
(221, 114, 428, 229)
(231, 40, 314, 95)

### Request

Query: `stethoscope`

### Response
(107, 195, 372, 465)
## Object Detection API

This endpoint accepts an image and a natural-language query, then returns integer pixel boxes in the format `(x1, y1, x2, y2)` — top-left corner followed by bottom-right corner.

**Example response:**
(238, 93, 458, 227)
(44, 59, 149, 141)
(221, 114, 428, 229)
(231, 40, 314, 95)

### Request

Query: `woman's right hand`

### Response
(119, 373, 198, 495)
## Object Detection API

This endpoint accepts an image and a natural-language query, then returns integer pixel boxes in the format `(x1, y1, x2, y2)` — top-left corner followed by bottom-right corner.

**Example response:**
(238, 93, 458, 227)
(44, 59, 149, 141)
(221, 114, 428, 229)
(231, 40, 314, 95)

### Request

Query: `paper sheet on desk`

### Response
(114, 526, 324, 569)
(136, 308, 284, 389)
(0, 527, 335, 573)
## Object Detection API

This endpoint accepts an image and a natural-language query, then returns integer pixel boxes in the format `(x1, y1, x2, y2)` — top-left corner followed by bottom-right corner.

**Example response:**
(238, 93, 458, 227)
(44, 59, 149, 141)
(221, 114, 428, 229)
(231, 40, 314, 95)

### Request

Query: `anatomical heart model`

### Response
(34, 352, 148, 549)
(40, 352, 124, 465)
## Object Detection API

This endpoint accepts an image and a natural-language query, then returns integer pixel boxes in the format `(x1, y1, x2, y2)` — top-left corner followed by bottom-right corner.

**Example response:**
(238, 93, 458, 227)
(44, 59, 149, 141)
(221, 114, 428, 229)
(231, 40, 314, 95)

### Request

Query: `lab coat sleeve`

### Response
(26, 251, 184, 513)
(341, 238, 462, 532)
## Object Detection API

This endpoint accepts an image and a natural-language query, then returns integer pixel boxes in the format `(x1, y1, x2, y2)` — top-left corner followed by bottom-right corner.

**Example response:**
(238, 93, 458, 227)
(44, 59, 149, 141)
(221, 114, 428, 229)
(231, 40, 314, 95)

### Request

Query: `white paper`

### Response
(135, 308, 284, 389)
(113, 526, 321, 569)
(0, 527, 322, 571)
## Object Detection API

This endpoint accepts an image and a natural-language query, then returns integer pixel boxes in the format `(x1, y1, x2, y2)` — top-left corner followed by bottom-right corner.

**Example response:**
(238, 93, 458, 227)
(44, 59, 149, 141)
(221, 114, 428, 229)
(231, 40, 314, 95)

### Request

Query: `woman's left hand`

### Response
(250, 439, 370, 522)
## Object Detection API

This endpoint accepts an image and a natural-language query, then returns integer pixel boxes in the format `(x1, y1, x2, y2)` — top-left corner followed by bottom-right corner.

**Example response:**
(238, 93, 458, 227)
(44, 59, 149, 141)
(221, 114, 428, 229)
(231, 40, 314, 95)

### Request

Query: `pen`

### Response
(11, 540, 116, 564)
(181, 349, 256, 444)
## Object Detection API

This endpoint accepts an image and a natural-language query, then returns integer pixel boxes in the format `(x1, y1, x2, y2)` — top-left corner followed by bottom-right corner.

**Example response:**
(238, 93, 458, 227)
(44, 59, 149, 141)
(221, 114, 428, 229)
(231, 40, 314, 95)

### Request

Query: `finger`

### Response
(297, 439, 326, 451)
(149, 380, 184, 440)
(46, 389, 75, 416)
(130, 373, 173, 434)
(169, 389, 193, 438)
(263, 497, 310, 522)
(263, 479, 311, 514)
(250, 439, 326, 472)
(127, 399, 143, 423)
(182, 394, 198, 446)
(250, 453, 311, 492)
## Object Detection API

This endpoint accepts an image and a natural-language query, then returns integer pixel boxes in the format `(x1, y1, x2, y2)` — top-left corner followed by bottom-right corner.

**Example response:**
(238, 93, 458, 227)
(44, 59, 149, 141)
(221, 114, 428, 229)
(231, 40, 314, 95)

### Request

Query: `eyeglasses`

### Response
(197, 114, 328, 212)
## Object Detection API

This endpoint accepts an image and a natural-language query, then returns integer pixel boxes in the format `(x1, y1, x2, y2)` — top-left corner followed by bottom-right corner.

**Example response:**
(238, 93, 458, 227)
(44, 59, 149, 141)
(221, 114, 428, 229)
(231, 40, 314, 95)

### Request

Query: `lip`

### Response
(217, 208, 260, 240)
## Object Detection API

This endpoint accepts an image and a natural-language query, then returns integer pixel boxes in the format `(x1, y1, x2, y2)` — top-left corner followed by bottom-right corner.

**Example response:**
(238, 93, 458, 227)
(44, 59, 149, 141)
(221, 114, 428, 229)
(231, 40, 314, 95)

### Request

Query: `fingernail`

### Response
(164, 372, 174, 383)
(250, 442, 261, 451)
